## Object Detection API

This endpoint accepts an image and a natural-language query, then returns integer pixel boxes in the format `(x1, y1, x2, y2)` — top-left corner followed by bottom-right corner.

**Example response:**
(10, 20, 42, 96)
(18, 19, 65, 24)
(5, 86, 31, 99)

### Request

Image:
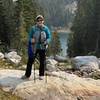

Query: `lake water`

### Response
(58, 32, 69, 57)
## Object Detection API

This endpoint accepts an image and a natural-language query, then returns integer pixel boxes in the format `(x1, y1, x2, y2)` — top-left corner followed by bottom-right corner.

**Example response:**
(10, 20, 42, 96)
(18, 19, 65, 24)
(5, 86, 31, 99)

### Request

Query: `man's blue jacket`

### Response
(28, 25, 51, 58)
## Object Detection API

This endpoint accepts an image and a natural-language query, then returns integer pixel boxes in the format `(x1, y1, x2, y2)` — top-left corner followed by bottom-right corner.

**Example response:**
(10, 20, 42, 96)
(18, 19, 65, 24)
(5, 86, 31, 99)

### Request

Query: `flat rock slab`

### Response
(0, 69, 100, 100)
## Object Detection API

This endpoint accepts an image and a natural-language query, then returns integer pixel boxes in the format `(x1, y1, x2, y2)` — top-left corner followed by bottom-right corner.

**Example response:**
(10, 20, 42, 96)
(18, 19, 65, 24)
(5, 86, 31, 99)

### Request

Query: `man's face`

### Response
(37, 18, 44, 27)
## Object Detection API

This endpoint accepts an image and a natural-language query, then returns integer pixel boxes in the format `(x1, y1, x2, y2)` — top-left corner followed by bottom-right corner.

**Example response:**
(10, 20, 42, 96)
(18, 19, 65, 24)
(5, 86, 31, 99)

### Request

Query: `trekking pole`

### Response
(33, 45, 36, 83)
(34, 60, 36, 83)
(45, 54, 47, 83)
(45, 71, 47, 83)
(32, 43, 37, 83)
(45, 47, 48, 83)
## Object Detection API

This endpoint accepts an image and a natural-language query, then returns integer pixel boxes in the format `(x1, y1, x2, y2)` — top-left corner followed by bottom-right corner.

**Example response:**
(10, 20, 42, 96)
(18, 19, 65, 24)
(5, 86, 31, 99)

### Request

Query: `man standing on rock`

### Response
(21, 15, 51, 80)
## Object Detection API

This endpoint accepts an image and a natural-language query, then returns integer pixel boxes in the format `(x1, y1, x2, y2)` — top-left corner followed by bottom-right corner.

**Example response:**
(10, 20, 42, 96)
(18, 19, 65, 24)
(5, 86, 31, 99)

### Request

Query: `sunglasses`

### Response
(37, 19, 43, 22)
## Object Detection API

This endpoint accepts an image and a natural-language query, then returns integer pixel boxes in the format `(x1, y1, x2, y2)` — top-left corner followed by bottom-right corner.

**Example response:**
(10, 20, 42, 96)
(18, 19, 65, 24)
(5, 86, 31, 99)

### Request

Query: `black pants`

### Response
(25, 49, 46, 77)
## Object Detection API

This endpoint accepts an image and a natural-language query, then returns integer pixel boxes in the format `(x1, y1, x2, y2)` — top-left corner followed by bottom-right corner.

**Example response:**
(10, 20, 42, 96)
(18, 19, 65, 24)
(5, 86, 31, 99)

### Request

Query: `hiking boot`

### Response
(39, 76, 44, 80)
(21, 75, 30, 80)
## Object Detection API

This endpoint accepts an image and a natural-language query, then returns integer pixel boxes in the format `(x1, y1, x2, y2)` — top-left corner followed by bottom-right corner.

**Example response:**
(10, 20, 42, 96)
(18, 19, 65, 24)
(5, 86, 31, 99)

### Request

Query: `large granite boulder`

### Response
(71, 56, 100, 72)
(0, 52, 4, 59)
(0, 69, 100, 100)
(4, 51, 21, 64)
(54, 55, 68, 62)
(46, 58, 58, 71)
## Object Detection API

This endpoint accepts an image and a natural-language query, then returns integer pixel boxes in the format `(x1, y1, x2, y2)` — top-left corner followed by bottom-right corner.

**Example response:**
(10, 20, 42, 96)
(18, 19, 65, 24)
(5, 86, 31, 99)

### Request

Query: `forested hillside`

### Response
(68, 0, 100, 57)
(36, 0, 77, 28)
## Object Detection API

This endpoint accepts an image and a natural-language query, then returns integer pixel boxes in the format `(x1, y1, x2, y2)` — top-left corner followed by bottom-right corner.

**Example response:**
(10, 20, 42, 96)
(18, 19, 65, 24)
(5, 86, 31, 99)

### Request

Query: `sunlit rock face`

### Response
(0, 69, 100, 100)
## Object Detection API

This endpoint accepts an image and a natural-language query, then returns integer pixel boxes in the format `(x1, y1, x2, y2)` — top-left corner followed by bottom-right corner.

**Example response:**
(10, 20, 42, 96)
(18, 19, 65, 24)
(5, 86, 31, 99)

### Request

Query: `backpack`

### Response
(39, 31, 46, 44)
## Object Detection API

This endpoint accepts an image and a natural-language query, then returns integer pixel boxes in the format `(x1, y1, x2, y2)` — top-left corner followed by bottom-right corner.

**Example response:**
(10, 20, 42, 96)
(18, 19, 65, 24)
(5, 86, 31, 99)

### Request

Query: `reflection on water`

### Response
(58, 32, 69, 57)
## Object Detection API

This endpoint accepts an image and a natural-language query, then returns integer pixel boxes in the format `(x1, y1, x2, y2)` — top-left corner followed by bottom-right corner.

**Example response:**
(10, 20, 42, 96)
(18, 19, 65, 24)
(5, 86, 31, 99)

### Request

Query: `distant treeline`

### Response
(36, 0, 76, 27)
(68, 0, 100, 57)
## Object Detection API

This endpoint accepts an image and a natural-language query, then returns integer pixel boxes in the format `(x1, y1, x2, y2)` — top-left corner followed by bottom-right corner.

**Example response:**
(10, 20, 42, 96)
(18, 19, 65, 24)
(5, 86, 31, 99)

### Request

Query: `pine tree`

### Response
(14, 0, 41, 61)
(0, 0, 6, 51)
(93, 0, 100, 56)
(67, 0, 100, 57)
(50, 31, 61, 56)
(0, 0, 15, 51)
(0, 0, 18, 50)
